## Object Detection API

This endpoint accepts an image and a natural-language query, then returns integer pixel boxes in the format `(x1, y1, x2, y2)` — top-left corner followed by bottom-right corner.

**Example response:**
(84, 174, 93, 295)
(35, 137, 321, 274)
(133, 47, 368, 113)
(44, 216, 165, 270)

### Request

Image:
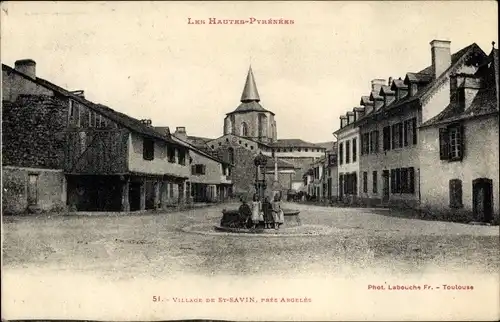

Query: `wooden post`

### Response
(154, 180, 160, 210)
(121, 177, 130, 212)
(139, 179, 146, 211)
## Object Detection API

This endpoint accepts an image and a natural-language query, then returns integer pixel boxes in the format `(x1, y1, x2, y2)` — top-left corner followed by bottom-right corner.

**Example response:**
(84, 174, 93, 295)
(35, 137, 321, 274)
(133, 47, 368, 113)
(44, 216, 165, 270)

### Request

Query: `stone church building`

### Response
(173, 66, 328, 198)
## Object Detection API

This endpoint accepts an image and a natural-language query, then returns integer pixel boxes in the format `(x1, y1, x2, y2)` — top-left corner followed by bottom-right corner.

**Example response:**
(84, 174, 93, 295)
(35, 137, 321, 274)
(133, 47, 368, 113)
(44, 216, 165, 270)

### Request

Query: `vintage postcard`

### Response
(1, 1, 499, 321)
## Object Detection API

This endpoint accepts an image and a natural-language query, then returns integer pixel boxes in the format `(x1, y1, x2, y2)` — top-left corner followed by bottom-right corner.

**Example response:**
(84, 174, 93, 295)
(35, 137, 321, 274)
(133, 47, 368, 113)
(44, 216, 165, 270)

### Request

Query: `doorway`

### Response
(129, 182, 141, 211)
(472, 178, 493, 223)
(382, 170, 390, 203)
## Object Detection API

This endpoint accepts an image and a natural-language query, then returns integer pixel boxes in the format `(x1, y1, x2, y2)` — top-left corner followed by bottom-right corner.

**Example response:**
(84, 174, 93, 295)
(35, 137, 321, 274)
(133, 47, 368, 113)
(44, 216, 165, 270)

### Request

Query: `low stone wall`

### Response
(2, 166, 67, 215)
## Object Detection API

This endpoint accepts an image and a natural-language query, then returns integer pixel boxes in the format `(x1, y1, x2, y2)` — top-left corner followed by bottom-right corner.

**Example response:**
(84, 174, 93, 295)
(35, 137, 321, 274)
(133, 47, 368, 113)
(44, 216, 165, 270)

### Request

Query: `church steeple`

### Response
(240, 65, 260, 102)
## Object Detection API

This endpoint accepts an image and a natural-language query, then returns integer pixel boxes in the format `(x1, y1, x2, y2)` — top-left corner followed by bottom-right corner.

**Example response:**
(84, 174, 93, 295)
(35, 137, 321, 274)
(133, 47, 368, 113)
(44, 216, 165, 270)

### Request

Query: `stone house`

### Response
(169, 127, 232, 203)
(2, 59, 196, 213)
(354, 40, 488, 207)
(419, 46, 499, 223)
(334, 111, 360, 202)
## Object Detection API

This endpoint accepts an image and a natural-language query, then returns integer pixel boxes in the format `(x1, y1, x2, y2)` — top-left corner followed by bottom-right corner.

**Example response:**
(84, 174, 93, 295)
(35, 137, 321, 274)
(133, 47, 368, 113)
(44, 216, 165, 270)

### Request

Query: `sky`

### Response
(1, 1, 498, 143)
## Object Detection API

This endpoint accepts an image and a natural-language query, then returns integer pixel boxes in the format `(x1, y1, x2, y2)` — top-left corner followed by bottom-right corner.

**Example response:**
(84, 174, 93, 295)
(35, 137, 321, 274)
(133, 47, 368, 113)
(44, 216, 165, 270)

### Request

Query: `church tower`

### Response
(223, 66, 277, 143)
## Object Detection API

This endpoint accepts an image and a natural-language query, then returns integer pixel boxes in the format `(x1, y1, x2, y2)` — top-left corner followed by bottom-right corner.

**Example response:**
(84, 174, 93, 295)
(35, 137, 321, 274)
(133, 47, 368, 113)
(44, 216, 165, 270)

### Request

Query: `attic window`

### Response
(143, 138, 155, 161)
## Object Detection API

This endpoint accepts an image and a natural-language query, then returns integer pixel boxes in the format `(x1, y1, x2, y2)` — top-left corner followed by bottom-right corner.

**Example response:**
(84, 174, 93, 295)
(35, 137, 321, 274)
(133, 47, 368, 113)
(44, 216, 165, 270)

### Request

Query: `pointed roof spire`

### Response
(240, 65, 260, 102)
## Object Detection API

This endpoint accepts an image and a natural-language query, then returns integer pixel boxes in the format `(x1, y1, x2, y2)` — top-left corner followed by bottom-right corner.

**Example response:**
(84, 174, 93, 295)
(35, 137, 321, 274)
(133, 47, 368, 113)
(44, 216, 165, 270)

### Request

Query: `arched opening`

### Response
(241, 122, 248, 137)
(258, 114, 268, 139)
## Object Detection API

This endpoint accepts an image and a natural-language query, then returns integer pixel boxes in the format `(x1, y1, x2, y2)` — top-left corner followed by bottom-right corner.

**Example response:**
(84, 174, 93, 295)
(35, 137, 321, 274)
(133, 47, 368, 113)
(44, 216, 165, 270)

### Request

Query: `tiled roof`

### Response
(2, 63, 185, 147)
(421, 47, 499, 128)
(271, 139, 325, 149)
(168, 134, 229, 165)
(226, 101, 274, 115)
(405, 72, 433, 83)
(380, 85, 395, 95)
(420, 87, 498, 127)
(391, 78, 408, 90)
(337, 43, 486, 134)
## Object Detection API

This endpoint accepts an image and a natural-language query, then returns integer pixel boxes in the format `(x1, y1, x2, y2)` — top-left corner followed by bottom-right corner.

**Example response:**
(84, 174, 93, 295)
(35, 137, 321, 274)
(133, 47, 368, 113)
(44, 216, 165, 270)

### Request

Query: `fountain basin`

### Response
(220, 208, 301, 230)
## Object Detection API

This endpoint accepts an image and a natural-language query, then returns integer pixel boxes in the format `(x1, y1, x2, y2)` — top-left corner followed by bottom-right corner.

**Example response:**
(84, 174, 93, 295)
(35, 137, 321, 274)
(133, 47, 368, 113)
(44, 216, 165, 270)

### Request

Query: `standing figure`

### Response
(262, 197, 274, 229)
(250, 194, 262, 229)
(272, 194, 285, 230)
(238, 197, 252, 228)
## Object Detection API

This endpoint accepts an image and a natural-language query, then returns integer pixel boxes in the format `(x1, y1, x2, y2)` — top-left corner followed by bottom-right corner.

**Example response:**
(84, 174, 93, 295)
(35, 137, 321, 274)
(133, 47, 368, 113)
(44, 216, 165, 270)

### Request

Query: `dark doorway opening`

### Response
(129, 182, 141, 211)
(472, 178, 493, 223)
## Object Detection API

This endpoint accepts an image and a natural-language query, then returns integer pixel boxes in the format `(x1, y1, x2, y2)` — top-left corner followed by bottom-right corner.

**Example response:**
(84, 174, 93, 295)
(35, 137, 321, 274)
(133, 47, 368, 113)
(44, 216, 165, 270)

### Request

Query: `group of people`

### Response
(238, 194, 285, 230)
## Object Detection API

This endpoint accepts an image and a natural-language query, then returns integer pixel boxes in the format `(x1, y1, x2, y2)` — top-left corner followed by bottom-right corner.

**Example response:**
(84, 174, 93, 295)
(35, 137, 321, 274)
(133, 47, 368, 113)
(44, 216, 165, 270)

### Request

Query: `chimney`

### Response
(140, 119, 152, 127)
(430, 40, 451, 78)
(174, 126, 187, 140)
(371, 79, 386, 93)
(71, 90, 85, 98)
(14, 59, 36, 79)
(388, 77, 393, 86)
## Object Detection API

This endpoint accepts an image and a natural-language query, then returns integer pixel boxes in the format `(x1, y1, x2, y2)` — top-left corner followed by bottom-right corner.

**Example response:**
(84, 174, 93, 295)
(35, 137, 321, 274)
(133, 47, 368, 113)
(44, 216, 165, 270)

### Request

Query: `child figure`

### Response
(250, 194, 261, 229)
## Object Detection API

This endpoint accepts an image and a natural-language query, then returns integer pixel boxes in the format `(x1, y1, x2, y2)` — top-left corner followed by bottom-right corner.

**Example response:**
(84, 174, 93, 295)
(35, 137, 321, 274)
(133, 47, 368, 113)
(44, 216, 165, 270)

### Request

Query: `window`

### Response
(352, 138, 357, 162)
(250, 146, 254, 150)
(383, 126, 391, 151)
(167, 145, 176, 163)
(143, 138, 155, 160)
(191, 164, 206, 175)
(363, 172, 368, 193)
(346, 140, 351, 164)
(27, 174, 38, 206)
(178, 149, 186, 165)
(241, 122, 248, 136)
(449, 179, 463, 208)
(372, 171, 378, 193)
(361, 133, 370, 155)
(439, 124, 464, 161)
(169, 183, 174, 198)
(328, 154, 337, 167)
(339, 143, 343, 165)
(305, 148, 309, 152)
(369, 130, 379, 153)
(390, 167, 415, 194)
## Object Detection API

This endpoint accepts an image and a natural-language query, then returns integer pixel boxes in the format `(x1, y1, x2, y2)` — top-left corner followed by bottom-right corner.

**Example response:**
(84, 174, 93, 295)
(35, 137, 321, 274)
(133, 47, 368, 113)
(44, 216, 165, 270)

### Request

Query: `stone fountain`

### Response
(216, 152, 300, 233)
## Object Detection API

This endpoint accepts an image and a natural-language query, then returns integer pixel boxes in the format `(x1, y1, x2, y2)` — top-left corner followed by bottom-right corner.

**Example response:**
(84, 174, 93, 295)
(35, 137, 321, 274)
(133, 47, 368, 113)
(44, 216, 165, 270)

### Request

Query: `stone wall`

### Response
(2, 95, 67, 169)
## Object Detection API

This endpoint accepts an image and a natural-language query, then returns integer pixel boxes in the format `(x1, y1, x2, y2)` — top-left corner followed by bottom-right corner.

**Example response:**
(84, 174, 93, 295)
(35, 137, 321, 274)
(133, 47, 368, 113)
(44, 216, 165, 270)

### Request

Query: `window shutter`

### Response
(408, 167, 415, 194)
(412, 118, 417, 145)
(374, 131, 379, 152)
(401, 168, 408, 193)
(383, 126, 390, 151)
(398, 123, 404, 148)
(439, 128, 449, 160)
(202, 165, 206, 175)
(395, 168, 401, 193)
(458, 124, 465, 160)
(191, 165, 196, 174)
(390, 169, 395, 193)
(403, 121, 408, 146)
